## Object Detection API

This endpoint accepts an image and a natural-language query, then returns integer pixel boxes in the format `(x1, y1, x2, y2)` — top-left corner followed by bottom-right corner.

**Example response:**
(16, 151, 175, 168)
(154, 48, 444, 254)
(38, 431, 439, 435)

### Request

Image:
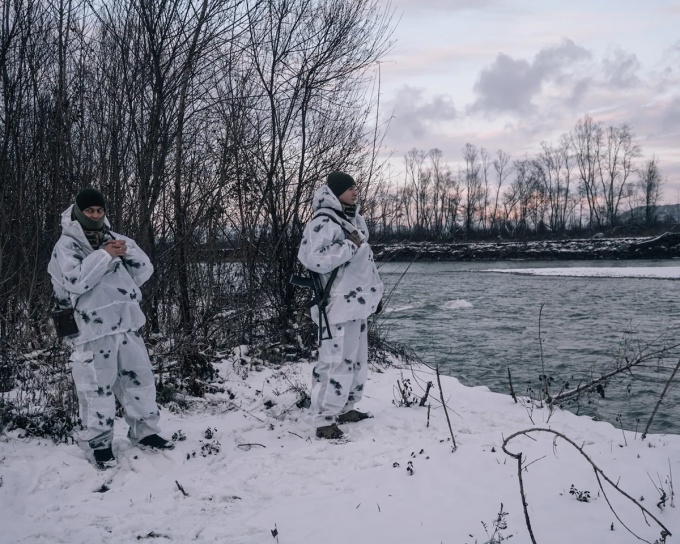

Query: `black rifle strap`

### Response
(311, 208, 353, 304)
(313, 209, 354, 237)
(309, 209, 353, 345)
(322, 267, 339, 301)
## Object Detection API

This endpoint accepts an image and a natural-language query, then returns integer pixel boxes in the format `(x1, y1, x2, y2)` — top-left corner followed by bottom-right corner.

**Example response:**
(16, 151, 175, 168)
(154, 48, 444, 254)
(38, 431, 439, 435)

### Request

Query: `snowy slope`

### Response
(1, 352, 678, 544)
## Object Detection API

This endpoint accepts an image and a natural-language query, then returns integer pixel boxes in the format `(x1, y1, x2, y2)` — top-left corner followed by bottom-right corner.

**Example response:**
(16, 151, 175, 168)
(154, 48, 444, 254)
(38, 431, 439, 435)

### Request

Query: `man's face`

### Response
(338, 185, 358, 205)
(83, 206, 105, 221)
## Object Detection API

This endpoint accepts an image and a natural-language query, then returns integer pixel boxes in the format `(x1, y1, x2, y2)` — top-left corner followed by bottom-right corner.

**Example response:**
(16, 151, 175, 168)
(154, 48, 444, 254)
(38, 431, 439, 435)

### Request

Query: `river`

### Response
(377, 260, 680, 435)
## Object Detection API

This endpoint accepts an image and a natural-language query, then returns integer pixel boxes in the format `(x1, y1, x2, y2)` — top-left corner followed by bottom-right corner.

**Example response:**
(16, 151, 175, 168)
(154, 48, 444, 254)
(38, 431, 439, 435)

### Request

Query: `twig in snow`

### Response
(502, 427, 672, 544)
(642, 357, 680, 440)
(175, 480, 188, 497)
(436, 365, 457, 452)
(507, 367, 517, 403)
(418, 381, 433, 406)
(225, 402, 265, 423)
(237, 443, 266, 450)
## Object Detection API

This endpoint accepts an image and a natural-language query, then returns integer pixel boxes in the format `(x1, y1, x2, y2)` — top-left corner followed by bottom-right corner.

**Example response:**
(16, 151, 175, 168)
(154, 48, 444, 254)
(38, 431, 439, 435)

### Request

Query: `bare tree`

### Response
(479, 147, 491, 233)
(403, 148, 428, 238)
(598, 123, 641, 226)
(538, 135, 574, 233)
(637, 157, 665, 227)
(491, 149, 512, 235)
(506, 158, 545, 235)
(428, 148, 451, 238)
(228, 0, 394, 340)
(462, 143, 482, 236)
(571, 115, 603, 229)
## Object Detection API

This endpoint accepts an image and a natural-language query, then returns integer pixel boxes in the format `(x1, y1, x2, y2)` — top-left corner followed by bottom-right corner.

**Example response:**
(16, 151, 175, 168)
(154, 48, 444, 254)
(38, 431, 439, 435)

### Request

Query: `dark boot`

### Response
(93, 446, 116, 470)
(138, 434, 175, 450)
(316, 423, 344, 439)
(337, 409, 372, 424)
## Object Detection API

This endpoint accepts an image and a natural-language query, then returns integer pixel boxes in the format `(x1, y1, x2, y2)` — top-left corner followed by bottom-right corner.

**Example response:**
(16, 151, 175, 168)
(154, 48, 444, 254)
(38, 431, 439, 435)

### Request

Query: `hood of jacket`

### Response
(61, 204, 112, 253)
(312, 185, 361, 216)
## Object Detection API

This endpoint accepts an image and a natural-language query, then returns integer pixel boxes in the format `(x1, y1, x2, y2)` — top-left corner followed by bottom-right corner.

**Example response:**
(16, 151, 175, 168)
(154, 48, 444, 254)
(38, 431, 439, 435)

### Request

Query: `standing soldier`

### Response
(298, 172, 384, 439)
(48, 188, 173, 469)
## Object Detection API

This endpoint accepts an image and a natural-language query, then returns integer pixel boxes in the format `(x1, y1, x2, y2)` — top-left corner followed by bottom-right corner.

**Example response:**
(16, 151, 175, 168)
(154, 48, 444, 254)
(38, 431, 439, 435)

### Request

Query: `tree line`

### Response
(366, 115, 670, 241)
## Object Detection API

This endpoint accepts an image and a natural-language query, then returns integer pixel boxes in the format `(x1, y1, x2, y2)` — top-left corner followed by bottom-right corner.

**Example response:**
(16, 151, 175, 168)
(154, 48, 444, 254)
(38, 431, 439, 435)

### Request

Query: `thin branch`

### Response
(538, 302, 549, 403)
(507, 366, 517, 403)
(435, 365, 457, 452)
(642, 357, 680, 440)
(550, 340, 680, 405)
(502, 427, 672, 543)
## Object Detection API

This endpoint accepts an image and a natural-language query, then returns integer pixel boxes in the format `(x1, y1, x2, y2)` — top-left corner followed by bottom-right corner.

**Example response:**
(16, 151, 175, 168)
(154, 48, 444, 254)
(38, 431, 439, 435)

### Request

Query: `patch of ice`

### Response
(442, 299, 473, 310)
(482, 266, 680, 279)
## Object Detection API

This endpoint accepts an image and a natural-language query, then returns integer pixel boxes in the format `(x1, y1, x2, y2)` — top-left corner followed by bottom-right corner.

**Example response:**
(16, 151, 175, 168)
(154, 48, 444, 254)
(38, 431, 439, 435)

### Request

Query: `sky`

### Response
(2, 348, 678, 543)
(379, 0, 680, 200)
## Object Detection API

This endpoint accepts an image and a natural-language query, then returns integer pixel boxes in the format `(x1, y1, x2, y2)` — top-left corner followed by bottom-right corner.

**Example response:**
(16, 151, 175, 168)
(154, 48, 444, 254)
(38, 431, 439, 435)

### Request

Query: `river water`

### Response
(377, 260, 680, 435)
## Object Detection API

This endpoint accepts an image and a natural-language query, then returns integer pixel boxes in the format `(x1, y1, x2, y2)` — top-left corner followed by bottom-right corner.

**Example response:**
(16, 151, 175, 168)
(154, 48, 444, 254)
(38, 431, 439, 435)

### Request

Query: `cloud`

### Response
(387, 85, 457, 140)
(469, 39, 591, 116)
(602, 46, 640, 88)
(391, 0, 501, 13)
(661, 95, 680, 133)
(567, 78, 592, 107)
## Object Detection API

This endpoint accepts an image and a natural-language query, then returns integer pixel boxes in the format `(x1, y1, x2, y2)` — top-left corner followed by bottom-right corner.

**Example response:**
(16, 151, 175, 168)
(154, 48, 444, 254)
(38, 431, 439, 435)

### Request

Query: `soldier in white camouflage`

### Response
(298, 173, 384, 439)
(48, 188, 173, 469)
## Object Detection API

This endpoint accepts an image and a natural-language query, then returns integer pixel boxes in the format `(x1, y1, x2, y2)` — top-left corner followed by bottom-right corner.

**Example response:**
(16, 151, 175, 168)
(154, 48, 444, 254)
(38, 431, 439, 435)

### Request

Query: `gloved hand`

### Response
(347, 230, 363, 247)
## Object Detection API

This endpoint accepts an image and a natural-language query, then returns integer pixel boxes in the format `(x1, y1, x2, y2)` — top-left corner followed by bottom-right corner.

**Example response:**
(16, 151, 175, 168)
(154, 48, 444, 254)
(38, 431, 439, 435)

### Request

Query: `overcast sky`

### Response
(378, 0, 680, 200)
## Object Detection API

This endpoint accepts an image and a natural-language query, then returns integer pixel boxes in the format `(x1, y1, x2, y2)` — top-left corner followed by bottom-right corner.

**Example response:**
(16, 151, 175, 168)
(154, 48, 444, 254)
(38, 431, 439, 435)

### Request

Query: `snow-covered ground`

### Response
(1, 351, 678, 544)
(484, 266, 680, 279)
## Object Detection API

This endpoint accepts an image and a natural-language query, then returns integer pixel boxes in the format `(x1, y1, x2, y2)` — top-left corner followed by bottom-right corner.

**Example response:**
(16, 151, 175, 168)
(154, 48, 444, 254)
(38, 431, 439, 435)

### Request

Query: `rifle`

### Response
(290, 267, 339, 346)
(291, 208, 356, 346)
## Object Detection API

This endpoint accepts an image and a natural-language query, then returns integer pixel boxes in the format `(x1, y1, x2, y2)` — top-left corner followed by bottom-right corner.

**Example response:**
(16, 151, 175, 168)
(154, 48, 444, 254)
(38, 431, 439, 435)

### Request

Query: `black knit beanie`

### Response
(73, 188, 107, 232)
(326, 171, 356, 198)
(75, 188, 106, 211)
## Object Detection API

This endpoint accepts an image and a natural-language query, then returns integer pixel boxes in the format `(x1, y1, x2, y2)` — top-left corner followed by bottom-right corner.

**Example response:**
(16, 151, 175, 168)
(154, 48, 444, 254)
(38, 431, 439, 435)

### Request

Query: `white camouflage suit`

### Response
(48, 205, 160, 449)
(298, 186, 384, 427)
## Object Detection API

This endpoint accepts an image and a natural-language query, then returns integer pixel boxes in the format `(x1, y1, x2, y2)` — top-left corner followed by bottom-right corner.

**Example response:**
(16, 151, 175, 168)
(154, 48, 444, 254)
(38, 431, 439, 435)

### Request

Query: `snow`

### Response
(1, 354, 678, 544)
(483, 266, 680, 279)
(442, 299, 474, 310)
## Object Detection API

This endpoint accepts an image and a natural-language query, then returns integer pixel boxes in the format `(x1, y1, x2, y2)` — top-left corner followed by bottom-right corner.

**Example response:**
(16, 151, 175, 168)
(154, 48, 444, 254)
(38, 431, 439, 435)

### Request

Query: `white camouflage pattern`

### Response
(297, 186, 383, 325)
(48, 205, 160, 449)
(298, 185, 383, 429)
(48, 205, 152, 346)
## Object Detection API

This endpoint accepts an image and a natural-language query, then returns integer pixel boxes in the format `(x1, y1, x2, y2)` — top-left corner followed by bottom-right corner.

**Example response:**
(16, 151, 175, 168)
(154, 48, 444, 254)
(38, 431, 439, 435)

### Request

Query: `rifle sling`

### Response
(306, 208, 355, 344)
(313, 209, 353, 237)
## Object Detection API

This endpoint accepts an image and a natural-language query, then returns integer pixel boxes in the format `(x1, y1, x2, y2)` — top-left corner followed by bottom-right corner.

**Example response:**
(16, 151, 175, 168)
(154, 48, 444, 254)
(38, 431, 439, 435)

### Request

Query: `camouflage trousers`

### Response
(308, 318, 368, 428)
(70, 331, 160, 449)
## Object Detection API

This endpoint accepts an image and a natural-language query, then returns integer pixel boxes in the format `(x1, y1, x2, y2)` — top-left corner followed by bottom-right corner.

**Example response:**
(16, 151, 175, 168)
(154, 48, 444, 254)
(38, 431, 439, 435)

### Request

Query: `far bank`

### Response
(372, 232, 680, 261)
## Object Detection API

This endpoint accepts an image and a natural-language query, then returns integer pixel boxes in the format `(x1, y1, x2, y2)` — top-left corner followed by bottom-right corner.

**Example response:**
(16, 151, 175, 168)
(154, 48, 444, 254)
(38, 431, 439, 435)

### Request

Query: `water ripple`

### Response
(380, 260, 680, 434)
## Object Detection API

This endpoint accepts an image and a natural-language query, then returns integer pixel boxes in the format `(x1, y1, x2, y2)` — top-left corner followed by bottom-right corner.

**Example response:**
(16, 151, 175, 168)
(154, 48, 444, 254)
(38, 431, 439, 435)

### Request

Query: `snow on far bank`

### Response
(1, 352, 678, 544)
(484, 266, 680, 279)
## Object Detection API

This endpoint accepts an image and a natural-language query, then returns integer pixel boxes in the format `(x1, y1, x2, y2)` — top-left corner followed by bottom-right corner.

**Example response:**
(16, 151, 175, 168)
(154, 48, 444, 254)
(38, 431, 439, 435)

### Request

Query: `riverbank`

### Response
(373, 232, 680, 261)
(1, 354, 678, 544)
